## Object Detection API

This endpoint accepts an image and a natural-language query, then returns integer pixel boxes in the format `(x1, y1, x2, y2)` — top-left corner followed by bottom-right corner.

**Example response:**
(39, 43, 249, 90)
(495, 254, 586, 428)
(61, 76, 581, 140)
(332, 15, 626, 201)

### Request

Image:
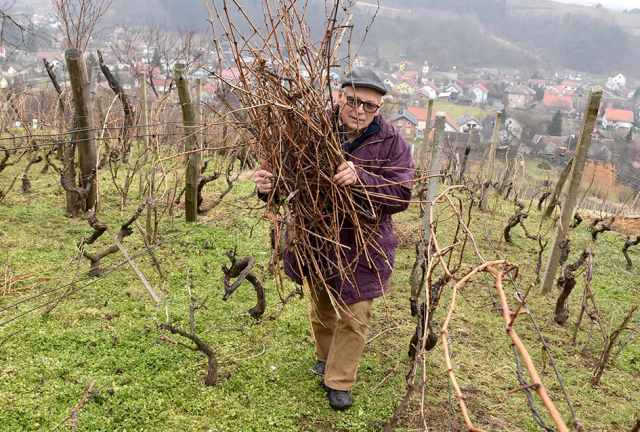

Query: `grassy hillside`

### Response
(1, 152, 639, 431)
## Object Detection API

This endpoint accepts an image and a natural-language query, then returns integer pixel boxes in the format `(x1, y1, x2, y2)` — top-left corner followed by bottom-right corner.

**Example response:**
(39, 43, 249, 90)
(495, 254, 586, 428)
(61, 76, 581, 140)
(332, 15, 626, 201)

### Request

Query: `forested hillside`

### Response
(105, 0, 640, 75)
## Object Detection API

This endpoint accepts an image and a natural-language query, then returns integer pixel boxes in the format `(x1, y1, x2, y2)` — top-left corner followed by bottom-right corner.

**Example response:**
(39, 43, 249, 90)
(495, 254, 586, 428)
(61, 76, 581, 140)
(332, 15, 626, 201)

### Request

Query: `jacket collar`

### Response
(333, 109, 382, 156)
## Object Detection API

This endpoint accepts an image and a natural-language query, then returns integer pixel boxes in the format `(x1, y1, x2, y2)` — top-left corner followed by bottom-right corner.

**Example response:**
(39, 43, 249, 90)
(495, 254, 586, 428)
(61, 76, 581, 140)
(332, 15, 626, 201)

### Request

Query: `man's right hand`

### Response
(254, 169, 274, 194)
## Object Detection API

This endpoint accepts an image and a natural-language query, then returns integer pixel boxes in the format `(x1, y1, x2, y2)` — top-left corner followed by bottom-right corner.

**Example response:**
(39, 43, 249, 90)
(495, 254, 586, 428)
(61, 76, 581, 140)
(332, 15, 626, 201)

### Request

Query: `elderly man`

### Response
(254, 67, 414, 410)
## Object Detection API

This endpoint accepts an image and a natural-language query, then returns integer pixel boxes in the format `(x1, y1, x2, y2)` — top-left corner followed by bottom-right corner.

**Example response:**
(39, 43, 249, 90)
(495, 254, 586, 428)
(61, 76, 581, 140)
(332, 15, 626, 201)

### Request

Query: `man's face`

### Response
(338, 86, 384, 134)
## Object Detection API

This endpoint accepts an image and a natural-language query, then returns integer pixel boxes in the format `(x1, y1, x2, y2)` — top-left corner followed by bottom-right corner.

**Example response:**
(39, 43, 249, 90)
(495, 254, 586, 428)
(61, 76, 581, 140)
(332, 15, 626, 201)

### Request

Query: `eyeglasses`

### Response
(344, 95, 381, 113)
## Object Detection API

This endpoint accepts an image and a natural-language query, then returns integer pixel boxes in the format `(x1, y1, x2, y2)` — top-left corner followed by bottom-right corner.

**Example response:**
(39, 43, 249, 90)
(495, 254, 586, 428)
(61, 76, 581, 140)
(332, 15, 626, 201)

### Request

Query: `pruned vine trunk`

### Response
(623, 236, 640, 269)
(221, 249, 266, 318)
(97, 49, 135, 156)
(554, 242, 591, 325)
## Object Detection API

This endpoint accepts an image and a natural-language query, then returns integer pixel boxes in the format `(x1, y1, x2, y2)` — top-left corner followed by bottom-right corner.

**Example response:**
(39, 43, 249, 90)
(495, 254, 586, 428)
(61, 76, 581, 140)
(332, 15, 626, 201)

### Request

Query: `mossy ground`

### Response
(0, 156, 639, 431)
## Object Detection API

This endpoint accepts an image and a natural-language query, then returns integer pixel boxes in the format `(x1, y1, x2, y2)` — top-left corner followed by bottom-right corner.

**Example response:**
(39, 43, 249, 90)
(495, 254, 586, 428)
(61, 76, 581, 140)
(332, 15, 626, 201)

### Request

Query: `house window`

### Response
(398, 120, 403, 126)
(406, 128, 412, 134)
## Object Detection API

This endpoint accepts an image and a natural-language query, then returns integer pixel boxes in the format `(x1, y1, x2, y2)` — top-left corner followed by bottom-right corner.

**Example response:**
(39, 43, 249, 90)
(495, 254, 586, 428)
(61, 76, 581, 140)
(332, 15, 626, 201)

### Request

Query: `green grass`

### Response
(430, 101, 493, 122)
(1, 153, 639, 431)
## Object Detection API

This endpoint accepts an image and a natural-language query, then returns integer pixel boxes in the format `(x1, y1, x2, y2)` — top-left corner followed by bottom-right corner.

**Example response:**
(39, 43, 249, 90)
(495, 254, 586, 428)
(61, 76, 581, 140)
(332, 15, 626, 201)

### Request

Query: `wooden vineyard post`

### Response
(425, 114, 446, 245)
(544, 157, 573, 219)
(140, 72, 154, 242)
(174, 63, 199, 223)
(480, 111, 502, 210)
(459, 128, 474, 184)
(66, 48, 98, 211)
(419, 98, 434, 170)
(140, 72, 150, 160)
(541, 86, 602, 294)
(196, 77, 203, 166)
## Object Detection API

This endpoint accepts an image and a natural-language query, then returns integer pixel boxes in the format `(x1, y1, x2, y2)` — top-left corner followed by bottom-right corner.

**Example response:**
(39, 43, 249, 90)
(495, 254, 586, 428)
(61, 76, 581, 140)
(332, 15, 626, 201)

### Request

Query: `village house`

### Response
(397, 61, 412, 72)
(528, 78, 552, 88)
(423, 71, 458, 87)
(477, 67, 499, 80)
(407, 107, 430, 132)
(568, 71, 587, 81)
(395, 81, 415, 95)
(622, 89, 635, 99)
(415, 82, 438, 100)
(532, 135, 569, 157)
(407, 107, 460, 138)
(402, 70, 419, 85)
(549, 85, 576, 97)
(561, 80, 579, 91)
(383, 77, 397, 91)
(468, 83, 489, 103)
(602, 109, 634, 130)
(503, 114, 524, 141)
(501, 70, 525, 86)
(609, 73, 626, 88)
(437, 91, 452, 102)
(505, 85, 536, 109)
(421, 60, 429, 75)
(389, 109, 419, 139)
(455, 114, 482, 133)
(543, 93, 574, 112)
(605, 79, 620, 91)
(443, 83, 463, 100)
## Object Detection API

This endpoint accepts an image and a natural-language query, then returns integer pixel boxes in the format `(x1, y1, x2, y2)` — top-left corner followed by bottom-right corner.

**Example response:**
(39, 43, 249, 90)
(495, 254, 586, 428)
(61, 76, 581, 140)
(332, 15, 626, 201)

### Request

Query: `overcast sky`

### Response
(554, 0, 639, 10)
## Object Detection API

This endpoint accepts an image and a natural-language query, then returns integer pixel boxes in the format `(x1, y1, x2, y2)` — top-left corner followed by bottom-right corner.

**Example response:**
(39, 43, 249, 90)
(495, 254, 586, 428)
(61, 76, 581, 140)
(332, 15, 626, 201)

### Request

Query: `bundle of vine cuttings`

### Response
(206, 0, 383, 294)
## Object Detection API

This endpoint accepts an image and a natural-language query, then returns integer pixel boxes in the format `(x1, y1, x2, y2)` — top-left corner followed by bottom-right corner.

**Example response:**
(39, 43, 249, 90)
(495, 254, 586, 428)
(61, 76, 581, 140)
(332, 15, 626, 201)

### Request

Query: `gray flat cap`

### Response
(341, 66, 387, 95)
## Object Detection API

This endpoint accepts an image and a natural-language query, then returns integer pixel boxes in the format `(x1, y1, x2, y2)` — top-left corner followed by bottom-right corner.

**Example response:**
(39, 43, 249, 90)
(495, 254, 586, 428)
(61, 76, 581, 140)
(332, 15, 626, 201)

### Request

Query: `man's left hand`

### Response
(334, 161, 358, 187)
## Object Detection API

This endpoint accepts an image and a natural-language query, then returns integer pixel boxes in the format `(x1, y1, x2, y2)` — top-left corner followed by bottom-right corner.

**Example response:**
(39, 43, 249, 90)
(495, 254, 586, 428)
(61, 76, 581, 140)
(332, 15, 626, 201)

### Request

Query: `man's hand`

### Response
(334, 161, 358, 187)
(254, 169, 274, 194)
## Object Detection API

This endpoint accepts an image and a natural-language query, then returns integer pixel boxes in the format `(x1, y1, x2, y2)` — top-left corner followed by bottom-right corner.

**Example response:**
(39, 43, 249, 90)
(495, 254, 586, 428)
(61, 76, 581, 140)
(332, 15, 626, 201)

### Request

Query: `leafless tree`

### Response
(52, 0, 113, 51)
(0, 3, 29, 55)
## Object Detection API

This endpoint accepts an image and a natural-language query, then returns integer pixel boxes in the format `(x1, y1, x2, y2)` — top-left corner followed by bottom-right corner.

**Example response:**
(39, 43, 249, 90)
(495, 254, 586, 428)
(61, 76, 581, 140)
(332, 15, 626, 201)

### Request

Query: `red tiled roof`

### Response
(528, 79, 548, 86)
(473, 83, 489, 94)
(419, 82, 439, 92)
(605, 109, 633, 123)
(404, 70, 418, 79)
(221, 68, 240, 80)
(406, 107, 460, 132)
(543, 94, 573, 109)
(407, 107, 429, 121)
(562, 80, 579, 87)
(551, 86, 575, 96)
(150, 78, 173, 88)
(36, 52, 61, 59)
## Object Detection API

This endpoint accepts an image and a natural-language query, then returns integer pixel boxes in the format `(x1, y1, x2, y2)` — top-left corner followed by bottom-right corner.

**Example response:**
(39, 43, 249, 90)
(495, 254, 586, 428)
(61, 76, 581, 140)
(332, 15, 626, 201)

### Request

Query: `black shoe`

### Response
(325, 386, 352, 411)
(314, 361, 326, 375)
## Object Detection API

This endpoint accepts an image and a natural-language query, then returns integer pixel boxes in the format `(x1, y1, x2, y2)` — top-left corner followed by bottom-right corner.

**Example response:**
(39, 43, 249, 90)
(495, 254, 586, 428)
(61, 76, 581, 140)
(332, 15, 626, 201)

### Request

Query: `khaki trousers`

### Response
(309, 282, 373, 391)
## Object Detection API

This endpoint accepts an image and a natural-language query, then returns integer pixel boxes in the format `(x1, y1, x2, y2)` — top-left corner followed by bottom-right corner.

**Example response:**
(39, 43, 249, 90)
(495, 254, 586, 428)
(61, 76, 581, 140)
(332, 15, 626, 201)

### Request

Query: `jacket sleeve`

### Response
(353, 133, 415, 215)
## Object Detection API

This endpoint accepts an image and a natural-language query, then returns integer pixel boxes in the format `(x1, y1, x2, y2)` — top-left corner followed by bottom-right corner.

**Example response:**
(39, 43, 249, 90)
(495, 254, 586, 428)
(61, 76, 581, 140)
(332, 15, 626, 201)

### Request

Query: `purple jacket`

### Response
(283, 113, 415, 304)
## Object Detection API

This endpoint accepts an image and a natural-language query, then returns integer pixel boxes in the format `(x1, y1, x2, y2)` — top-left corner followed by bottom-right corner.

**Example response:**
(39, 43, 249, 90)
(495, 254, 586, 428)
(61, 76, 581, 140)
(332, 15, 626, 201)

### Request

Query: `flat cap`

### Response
(341, 66, 387, 96)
